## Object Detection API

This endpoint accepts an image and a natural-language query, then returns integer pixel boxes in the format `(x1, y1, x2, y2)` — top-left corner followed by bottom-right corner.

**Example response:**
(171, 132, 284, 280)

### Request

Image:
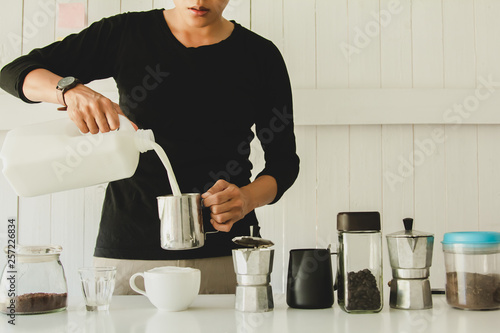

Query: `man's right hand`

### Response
(65, 84, 131, 134)
(22, 69, 137, 134)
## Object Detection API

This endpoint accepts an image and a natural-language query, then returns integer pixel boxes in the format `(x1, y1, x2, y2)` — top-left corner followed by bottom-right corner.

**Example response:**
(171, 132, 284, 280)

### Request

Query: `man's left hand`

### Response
(201, 179, 253, 232)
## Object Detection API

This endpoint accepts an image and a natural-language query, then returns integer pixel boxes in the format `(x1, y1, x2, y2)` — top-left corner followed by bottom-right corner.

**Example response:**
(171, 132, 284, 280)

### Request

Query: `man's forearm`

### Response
(23, 68, 63, 104)
(241, 175, 278, 212)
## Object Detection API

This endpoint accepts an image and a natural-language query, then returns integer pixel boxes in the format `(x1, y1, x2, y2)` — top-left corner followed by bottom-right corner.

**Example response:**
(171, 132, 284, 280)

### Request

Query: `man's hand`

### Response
(65, 84, 137, 134)
(201, 176, 278, 232)
(22, 68, 137, 133)
(201, 180, 253, 232)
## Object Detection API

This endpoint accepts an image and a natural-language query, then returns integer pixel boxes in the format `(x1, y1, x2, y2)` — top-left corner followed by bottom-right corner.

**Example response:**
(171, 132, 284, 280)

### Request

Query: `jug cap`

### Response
(386, 218, 433, 238)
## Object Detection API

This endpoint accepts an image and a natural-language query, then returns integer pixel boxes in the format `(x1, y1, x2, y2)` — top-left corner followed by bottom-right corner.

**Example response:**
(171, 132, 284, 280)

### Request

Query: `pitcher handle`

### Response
(205, 230, 219, 239)
(129, 273, 147, 296)
(201, 198, 219, 239)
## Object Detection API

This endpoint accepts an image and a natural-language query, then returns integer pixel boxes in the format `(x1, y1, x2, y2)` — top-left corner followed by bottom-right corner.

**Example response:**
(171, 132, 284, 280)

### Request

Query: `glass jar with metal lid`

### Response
(442, 232, 500, 310)
(0, 245, 68, 315)
(337, 212, 383, 313)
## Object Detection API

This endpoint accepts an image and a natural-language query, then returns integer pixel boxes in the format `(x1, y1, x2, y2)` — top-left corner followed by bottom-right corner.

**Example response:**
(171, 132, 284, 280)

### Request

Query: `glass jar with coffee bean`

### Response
(0, 245, 68, 315)
(337, 212, 383, 313)
(442, 232, 500, 310)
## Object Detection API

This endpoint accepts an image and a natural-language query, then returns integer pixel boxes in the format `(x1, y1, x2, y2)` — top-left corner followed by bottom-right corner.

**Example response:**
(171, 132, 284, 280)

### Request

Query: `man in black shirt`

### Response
(0, 0, 299, 294)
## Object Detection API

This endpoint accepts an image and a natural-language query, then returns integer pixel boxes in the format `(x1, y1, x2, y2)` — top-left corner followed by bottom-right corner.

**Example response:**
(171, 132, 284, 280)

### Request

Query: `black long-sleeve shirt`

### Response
(0, 9, 300, 259)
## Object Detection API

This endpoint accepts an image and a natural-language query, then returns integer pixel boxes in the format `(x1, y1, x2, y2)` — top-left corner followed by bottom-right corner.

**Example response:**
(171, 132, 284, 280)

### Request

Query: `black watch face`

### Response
(58, 76, 76, 89)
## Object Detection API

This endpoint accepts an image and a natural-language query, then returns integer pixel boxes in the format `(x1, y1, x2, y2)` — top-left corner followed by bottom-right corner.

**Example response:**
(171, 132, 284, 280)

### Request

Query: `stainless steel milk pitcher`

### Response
(157, 193, 217, 250)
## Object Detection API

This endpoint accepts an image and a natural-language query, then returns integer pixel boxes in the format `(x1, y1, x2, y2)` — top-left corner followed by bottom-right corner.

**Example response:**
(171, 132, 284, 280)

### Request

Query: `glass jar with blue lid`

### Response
(442, 232, 500, 310)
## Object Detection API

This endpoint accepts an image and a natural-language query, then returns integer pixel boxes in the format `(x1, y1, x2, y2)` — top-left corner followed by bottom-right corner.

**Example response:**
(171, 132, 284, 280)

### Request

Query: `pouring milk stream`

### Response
(150, 142, 181, 196)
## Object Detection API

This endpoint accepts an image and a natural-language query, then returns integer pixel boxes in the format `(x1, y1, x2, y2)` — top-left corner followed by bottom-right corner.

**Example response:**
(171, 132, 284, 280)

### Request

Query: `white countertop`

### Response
(2, 294, 500, 333)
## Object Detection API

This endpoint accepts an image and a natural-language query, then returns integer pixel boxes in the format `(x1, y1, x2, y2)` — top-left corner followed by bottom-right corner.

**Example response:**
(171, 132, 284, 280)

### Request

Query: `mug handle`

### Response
(325, 244, 340, 291)
(129, 272, 147, 296)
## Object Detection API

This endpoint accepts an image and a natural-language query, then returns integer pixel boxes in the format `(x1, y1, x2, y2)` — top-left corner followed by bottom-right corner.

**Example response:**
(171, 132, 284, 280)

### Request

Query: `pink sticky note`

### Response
(58, 3, 86, 30)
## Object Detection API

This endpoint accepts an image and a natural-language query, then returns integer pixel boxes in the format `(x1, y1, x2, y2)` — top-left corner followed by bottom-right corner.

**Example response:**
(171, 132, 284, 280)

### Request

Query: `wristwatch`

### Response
(56, 76, 81, 107)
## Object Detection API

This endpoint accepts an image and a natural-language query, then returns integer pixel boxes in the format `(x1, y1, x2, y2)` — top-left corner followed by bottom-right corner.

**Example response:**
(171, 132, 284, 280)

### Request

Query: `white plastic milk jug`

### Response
(0, 115, 155, 197)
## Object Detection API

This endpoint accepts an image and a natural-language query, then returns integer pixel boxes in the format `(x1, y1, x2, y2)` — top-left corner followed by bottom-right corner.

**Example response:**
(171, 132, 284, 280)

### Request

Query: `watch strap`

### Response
(56, 87, 66, 107)
(56, 77, 81, 108)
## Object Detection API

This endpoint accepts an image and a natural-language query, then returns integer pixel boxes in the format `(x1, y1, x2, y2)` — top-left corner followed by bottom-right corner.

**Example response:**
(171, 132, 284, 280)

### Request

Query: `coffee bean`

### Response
(446, 272, 500, 310)
(1, 292, 67, 314)
(346, 269, 381, 311)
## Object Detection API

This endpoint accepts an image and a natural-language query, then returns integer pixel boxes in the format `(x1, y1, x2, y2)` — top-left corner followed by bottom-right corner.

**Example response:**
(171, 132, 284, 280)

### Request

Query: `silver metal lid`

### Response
(386, 218, 434, 238)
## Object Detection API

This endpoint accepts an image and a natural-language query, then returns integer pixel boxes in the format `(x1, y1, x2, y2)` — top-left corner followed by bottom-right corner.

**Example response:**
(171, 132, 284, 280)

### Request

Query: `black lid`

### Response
(232, 236, 274, 248)
(337, 212, 381, 231)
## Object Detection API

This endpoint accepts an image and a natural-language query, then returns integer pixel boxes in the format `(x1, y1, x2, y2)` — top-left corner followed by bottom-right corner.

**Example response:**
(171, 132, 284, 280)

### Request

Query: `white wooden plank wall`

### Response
(1, 0, 500, 300)
(476, 0, 500, 235)
(315, 0, 350, 281)
(379, 0, 413, 287)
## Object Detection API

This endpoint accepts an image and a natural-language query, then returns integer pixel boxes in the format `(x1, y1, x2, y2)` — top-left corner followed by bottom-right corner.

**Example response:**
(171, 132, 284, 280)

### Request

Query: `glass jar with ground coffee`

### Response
(0, 245, 68, 315)
(337, 212, 383, 313)
(442, 232, 500, 310)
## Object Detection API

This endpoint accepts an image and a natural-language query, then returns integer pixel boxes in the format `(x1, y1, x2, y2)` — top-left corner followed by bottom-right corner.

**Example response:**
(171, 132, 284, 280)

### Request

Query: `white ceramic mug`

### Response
(129, 266, 201, 311)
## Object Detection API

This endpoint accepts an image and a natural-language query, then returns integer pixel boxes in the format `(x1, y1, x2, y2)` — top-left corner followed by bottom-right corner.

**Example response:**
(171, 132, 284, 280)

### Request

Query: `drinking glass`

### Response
(78, 267, 116, 311)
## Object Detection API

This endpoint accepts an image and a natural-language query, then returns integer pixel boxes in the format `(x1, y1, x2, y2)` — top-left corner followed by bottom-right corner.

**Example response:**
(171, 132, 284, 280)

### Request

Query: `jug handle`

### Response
(69, 114, 133, 133)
